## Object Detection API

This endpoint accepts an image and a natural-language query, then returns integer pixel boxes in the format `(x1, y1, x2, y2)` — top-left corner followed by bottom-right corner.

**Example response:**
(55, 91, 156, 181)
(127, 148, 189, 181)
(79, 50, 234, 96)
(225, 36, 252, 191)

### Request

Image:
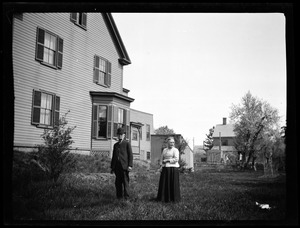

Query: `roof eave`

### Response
(103, 13, 131, 66)
(90, 91, 135, 103)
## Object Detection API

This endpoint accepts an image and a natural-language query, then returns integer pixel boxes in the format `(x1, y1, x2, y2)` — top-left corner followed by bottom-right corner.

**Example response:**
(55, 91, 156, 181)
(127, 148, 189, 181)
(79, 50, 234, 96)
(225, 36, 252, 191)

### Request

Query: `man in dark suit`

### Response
(111, 128, 133, 200)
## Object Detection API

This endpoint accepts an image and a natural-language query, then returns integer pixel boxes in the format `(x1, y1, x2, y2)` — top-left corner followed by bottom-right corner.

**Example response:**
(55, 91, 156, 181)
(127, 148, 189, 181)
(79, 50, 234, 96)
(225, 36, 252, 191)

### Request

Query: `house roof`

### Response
(90, 91, 134, 103)
(103, 13, 131, 65)
(212, 124, 235, 138)
(151, 134, 182, 137)
(184, 144, 194, 154)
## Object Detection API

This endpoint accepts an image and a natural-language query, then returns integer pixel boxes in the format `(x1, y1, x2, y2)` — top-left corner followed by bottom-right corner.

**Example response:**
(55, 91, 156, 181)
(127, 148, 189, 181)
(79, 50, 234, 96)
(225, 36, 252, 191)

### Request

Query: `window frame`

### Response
(93, 55, 111, 88)
(146, 151, 151, 160)
(139, 127, 143, 140)
(132, 129, 138, 141)
(35, 27, 63, 69)
(146, 124, 150, 141)
(92, 104, 112, 140)
(31, 89, 60, 128)
(112, 107, 129, 140)
(70, 13, 87, 30)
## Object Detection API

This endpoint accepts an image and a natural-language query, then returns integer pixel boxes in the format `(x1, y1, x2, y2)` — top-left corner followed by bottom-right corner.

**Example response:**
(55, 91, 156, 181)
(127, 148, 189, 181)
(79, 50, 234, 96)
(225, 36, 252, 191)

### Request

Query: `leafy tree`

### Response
(260, 127, 285, 175)
(203, 127, 215, 152)
(229, 91, 282, 172)
(34, 111, 77, 182)
(154, 125, 175, 135)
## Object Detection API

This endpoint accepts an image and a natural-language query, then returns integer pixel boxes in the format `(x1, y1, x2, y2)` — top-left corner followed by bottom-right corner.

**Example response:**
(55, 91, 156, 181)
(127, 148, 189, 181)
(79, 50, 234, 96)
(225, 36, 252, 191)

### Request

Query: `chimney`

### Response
(223, 117, 227, 125)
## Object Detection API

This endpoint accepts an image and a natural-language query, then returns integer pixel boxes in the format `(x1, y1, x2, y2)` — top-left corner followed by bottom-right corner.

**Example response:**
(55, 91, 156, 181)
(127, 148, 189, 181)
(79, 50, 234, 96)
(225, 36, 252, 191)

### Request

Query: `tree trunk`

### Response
(251, 156, 257, 171)
(263, 150, 274, 176)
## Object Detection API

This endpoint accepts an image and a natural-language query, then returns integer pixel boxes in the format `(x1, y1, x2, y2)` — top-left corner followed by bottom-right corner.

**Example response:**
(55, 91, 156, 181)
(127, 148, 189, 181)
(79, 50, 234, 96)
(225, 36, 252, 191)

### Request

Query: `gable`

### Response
(103, 13, 131, 65)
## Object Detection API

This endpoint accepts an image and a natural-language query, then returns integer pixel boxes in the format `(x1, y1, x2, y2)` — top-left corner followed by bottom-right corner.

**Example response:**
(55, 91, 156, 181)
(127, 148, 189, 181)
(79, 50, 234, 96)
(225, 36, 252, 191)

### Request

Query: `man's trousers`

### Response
(114, 161, 130, 199)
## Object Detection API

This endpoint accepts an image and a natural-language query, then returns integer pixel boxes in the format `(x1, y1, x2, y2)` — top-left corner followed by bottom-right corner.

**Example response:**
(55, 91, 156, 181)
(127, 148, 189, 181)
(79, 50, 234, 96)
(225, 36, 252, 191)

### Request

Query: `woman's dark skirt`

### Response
(156, 167, 181, 202)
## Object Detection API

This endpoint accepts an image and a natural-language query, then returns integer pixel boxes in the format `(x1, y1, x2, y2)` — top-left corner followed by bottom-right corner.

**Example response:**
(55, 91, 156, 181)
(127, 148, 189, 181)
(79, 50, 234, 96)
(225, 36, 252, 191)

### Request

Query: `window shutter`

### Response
(126, 109, 130, 139)
(32, 90, 41, 124)
(57, 37, 63, 69)
(123, 109, 127, 126)
(36, 28, 45, 61)
(92, 105, 98, 138)
(107, 105, 112, 138)
(70, 13, 77, 22)
(113, 106, 118, 137)
(107, 61, 111, 87)
(54, 96, 60, 126)
(82, 13, 87, 28)
(93, 55, 99, 83)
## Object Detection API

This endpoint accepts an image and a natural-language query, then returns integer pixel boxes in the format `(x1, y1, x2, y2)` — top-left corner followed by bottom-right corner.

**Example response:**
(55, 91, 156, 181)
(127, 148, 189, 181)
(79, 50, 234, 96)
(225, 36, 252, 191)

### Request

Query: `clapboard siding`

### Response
(130, 109, 154, 160)
(92, 139, 112, 151)
(13, 13, 126, 151)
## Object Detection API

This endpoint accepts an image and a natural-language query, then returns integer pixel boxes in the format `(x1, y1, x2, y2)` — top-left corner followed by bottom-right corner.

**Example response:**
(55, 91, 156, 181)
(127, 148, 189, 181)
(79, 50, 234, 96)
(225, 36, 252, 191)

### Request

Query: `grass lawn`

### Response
(12, 163, 287, 224)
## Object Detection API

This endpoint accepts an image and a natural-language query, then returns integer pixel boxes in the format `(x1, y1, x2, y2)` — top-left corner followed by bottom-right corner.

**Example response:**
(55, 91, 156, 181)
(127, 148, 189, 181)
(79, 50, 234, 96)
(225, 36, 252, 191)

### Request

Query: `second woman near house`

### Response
(156, 136, 181, 202)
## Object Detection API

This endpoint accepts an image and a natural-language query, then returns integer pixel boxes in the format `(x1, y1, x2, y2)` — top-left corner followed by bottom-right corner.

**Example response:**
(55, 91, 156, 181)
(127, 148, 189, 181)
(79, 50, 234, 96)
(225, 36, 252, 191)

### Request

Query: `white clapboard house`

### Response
(12, 12, 153, 158)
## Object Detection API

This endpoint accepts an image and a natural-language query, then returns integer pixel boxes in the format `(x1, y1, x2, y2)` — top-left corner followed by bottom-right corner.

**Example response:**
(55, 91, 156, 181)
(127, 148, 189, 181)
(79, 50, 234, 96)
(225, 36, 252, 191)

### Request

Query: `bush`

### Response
(33, 111, 76, 182)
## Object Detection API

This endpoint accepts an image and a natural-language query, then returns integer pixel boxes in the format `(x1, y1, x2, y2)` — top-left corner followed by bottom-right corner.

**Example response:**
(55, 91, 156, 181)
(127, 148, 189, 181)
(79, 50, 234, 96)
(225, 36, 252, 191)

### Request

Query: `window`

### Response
(35, 27, 63, 69)
(147, 151, 151, 160)
(222, 139, 228, 146)
(92, 105, 112, 139)
(98, 106, 107, 138)
(93, 55, 111, 87)
(132, 129, 138, 141)
(113, 107, 129, 139)
(118, 108, 124, 127)
(31, 90, 60, 127)
(70, 13, 87, 29)
(92, 105, 129, 140)
(140, 127, 143, 140)
(116, 108, 126, 136)
(146, 124, 150, 141)
(201, 157, 207, 162)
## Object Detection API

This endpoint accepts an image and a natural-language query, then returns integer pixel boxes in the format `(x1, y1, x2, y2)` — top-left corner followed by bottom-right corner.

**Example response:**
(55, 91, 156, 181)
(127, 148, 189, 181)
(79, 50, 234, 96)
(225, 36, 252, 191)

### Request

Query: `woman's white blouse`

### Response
(160, 147, 180, 168)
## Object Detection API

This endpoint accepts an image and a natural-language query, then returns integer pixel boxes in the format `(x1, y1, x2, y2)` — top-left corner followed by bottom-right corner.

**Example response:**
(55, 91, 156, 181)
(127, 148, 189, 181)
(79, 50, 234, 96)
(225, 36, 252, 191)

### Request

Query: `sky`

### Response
(112, 13, 287, 147)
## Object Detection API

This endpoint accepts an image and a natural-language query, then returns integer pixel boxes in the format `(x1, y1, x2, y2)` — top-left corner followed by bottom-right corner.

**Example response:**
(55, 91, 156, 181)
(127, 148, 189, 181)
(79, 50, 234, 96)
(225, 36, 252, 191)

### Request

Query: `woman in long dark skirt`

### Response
(156, 137, 181, 202)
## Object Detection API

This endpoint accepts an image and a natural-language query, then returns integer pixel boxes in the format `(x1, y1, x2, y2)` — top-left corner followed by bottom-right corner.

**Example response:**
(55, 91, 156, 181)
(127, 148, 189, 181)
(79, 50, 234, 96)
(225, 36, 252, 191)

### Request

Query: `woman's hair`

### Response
(167, 137, 175, 142)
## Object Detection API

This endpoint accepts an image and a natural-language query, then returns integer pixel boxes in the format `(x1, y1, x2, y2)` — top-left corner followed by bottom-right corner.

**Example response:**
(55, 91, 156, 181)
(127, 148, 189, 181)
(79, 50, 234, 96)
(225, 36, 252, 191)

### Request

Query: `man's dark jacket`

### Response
(111, 140, 133, 171)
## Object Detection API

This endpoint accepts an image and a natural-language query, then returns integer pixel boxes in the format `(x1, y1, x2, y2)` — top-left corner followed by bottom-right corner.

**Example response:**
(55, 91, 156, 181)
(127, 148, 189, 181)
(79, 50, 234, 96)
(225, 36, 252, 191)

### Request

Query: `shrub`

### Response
(33, 111, 77, 182)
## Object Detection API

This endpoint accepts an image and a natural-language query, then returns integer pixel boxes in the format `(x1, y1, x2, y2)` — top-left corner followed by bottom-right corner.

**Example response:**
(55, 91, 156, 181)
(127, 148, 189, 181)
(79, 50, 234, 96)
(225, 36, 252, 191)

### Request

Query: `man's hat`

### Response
(117, 128, 125, 135)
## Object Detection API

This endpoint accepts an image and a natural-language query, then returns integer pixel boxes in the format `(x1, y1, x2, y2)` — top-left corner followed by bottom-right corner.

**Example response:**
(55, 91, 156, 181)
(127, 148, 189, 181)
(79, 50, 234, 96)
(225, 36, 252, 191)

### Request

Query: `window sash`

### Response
(70, 13, 87, 28)
(147, 151, 151, 160)
(112, 107, 129, 139)
(98, 106, 107, 138)
(146, 124, 150, 141)
(92, 105, 114, 139)
(42, 31, 56, 65)
(118, 108, 124, 124)
(132, 129, 138, 141)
